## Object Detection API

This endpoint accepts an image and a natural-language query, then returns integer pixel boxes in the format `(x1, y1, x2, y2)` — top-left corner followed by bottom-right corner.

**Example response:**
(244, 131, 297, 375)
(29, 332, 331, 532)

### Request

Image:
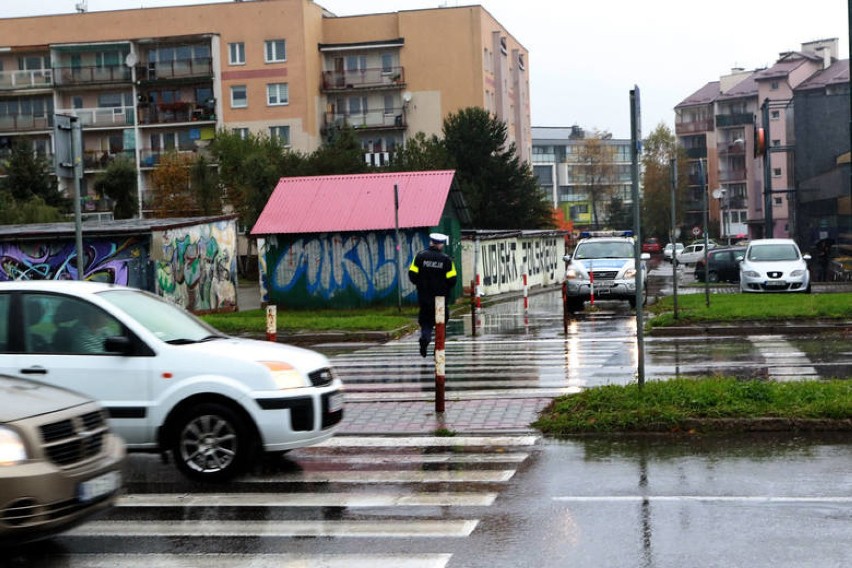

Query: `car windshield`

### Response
(574, 241, 635, 259)
(97, 289, 224, 344)
(747, 244, 800, 262)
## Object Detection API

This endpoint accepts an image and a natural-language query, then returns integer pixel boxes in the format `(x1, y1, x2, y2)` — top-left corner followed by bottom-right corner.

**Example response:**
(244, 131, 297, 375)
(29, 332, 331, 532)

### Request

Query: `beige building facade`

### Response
(0, 0, 530, 214)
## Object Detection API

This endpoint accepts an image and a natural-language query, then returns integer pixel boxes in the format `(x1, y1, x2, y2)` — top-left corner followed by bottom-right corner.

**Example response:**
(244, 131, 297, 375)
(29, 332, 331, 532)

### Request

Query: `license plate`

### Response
(78, 470, 121, 503)
(765, 281, 786, 288)
(327, 392, 344, 413)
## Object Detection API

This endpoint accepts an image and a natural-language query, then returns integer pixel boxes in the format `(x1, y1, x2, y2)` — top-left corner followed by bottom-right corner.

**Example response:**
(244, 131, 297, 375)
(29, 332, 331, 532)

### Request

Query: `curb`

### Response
(648, 320, 852, 337)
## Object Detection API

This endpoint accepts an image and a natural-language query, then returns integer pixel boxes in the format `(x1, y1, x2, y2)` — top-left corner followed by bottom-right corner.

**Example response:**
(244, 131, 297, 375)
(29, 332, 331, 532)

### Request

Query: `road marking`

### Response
(43, 555, 452, 568)
(317, 436, 539, 447)
(554, 496, 852, 503)
(119, 492, 497, 508)
(68, 520, 479, 538)
(242, 470, 516, 483)
(749, 336, 819, 380)
(291, 452, 530, 464)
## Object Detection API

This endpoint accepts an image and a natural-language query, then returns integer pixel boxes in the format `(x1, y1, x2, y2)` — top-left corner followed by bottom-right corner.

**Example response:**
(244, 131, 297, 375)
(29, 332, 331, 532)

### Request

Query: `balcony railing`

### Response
(0, 69, 53, 91)
(685, 147, 707, 159)
(324, 108, 406, 131)
(138, 101, 215, 125)
(55, 106, 135, 128)
(53, 65, 131, 86)
(82, 150, 133, 170)
(137, 58, 213, 81)
(321, 66, 405, 91)
(138, 148, 197, 168)
(717, 141, 746, 155)
(715, 113, 754, 128)
(0, 114, 53, 131)
(675, 118, 713, 134)
(719, 169, 747, 182)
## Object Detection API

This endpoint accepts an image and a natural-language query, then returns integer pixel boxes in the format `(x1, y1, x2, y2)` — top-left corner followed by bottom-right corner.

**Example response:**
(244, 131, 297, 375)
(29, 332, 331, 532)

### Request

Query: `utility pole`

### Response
(670, 157, 679, 320)
(630, 86, 645, 388)
(762, 98, 774, 238)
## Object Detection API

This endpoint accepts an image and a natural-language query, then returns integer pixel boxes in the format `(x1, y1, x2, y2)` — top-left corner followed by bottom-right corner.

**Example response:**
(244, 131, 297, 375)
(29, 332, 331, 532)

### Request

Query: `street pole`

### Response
(848, 0, 852, 243)
(393, 184, 402, 312)
(670, 158, 678, 320)
(630, 86, 645, 388)
(700, 158, 710, 307)
(762, 98, 774, 238)
(71, 119, 85, 279)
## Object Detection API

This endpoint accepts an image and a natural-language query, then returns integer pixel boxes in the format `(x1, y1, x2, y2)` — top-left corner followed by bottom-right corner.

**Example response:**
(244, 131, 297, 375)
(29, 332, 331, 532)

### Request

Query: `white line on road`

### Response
(242, 470, 516, 484)
(68, 520, 479, 538)
(290, 452, 530, 464)
(119, 492, 497, 508)
(554, 496, 852, 503)
(49, 554, 452, 568)
(316, 436, 539, 447)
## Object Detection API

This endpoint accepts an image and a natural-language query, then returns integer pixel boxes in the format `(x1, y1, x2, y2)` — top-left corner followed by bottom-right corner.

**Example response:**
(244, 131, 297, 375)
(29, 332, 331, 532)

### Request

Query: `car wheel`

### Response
(708, 271, 719, 283)
(171, 402, 252, 482)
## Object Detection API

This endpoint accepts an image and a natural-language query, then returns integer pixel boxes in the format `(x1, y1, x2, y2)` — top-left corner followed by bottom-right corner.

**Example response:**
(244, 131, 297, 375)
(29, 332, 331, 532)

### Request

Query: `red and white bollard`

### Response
(475, 273, 482, 309)
(266, 305, 277, 342)
(589, 262, 595, 307)
(522, 271, 529, 312)
(435, 295, 446, 414)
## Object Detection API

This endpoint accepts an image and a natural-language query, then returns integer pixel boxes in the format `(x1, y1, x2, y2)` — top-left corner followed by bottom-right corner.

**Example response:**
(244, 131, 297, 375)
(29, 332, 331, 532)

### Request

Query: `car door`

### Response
(13, 292, 154, 446)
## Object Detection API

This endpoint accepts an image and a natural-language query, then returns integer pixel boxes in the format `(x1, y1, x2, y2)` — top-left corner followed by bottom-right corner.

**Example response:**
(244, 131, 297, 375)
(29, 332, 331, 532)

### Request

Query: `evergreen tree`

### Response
(93, 155, 138, 219)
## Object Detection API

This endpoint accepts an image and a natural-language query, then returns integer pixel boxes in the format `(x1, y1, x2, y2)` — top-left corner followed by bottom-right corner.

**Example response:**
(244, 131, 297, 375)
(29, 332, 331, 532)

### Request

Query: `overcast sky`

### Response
(5, 0, 849, 139)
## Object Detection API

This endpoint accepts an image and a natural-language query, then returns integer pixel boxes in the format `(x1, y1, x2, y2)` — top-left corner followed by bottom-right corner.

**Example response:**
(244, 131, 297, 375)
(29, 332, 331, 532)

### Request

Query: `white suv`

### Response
(0, 281, 344, 482)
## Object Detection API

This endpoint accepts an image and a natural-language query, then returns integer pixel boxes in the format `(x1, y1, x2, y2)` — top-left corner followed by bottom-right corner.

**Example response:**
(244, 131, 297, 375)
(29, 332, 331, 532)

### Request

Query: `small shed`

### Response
(0, 215, 239, 313)
(251, 170, 469, 308)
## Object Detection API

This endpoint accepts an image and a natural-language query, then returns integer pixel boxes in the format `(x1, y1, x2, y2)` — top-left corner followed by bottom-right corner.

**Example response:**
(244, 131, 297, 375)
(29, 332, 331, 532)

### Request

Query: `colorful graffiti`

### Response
(0, 238, 148, 286)
(266, 231, 428, 307)
(155, 220, 238, 312)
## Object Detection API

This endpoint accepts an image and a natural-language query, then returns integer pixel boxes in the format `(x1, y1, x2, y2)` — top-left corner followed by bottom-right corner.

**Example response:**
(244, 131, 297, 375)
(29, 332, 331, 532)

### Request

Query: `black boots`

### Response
(419, 339, 428, 358)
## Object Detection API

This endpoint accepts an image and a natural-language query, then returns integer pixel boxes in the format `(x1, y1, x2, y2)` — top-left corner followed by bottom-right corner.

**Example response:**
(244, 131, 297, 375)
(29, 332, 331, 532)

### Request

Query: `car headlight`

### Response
(0, 426, 28, 466)
(624, 268, 637, 279)
(743, 270, 760, 278)
(260, 361, 308, 390)
(790, 270, 806, 277)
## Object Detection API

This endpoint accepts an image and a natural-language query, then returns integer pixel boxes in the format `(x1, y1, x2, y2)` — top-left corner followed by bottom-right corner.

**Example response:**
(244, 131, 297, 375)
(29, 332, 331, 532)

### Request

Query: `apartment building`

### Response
(675, 39, 839, 241)
(532, 126, 633, 229)
(0, 0, 530, 215)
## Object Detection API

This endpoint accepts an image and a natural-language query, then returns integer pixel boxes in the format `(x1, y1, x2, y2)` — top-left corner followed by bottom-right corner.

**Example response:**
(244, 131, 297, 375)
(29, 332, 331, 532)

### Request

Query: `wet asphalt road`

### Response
(5, 272, 851, 567)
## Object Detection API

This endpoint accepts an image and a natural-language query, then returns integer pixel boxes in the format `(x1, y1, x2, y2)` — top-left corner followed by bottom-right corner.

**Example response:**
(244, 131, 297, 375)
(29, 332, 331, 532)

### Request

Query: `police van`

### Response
(563, 231, 650, 311)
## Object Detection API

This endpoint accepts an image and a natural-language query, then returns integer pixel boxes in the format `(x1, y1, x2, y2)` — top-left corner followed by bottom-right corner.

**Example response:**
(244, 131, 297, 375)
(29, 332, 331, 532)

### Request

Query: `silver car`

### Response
(739, 238, 811, 293)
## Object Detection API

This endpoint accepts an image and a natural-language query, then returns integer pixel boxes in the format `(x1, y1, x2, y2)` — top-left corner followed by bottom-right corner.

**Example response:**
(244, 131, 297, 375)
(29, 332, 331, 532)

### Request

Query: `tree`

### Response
(640, 123, 688, 241)
(149, 151, 197, 218)
(606, 196, 633, 229)
(93, 155, 138, 219)
(388, 132, 449, 172)
(190, 155, 221, 216)
(0, 191, 63, 224)
(442, 107, 553, 229)
(308, 126, 370, 175)
(574, 131, 618, 229)
(1, 139, 64, 208)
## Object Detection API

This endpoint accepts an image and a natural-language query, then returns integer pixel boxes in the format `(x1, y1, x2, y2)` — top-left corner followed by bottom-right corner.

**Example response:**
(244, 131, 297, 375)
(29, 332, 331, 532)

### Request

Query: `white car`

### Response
(677, 242, 717, 266)
(663, 242, 684, 262)
(739, 238, 811, 293)
(0, 281, 344, 482)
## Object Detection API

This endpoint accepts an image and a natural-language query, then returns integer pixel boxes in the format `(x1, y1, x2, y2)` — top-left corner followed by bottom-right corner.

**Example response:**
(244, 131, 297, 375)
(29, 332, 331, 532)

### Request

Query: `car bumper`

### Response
(740, 275, 809, 292)
(565, 280, 637, 300)
(0, 434, 125, 546)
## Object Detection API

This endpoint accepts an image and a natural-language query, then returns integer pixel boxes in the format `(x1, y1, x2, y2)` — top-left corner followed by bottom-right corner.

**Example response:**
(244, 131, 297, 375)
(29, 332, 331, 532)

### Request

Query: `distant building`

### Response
(675, 39, 845, 243)
(0, 0, 529, 216)
(532, 126, 632, 229)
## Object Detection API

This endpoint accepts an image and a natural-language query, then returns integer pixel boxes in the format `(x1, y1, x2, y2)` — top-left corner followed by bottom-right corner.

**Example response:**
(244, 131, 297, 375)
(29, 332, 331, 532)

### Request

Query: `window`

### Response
(232, 127, 249, 139)
(773, 167, 782, 177)
(348, 96, 366, 115)
(231, 85, 247, 108)
(267, 83, 289, 106)
(381, 53, 393, 74)
(772, 139, 781, 147)
(383, 94, 394, 115)
(774, 197, 783, 206)
(229, 42, 245, 65)
(98, 93, 124, 108)
(346, 55, 367, 73)
(770, 110, 780, 120)
(264, 40, 286, 63)
(23, 294, 121, 355)
(269, 125, 290, 145)
(770, 81, 779, 90)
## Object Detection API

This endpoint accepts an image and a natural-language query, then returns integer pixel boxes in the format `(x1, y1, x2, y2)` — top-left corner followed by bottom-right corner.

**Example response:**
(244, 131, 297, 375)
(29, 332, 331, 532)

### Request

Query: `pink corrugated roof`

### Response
(251, 170, 456, 235)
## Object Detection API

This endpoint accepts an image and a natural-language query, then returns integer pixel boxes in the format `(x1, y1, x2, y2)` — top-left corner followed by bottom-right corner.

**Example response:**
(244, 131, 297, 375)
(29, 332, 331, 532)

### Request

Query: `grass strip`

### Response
(648, 292, 852, 328)
(200, 307, 418, 334)
(534, 378, 852, 435)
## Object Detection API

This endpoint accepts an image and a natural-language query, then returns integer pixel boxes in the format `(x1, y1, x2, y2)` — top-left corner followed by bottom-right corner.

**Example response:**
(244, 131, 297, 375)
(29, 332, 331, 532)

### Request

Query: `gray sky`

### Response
(4, 0, 849, 139)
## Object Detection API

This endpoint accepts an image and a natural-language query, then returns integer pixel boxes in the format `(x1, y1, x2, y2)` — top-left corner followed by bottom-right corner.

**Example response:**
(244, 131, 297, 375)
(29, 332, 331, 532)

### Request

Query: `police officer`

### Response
(408, 233, 457, 357)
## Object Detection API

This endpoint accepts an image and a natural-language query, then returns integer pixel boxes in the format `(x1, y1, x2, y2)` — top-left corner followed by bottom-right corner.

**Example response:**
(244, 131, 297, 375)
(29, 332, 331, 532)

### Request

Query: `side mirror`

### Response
(640, 253, 651, 261)
(802, 253, 812, 261)
(735, 255, 744, 263)
(104, 335, 134, 355)
(563, 254, 572, 263)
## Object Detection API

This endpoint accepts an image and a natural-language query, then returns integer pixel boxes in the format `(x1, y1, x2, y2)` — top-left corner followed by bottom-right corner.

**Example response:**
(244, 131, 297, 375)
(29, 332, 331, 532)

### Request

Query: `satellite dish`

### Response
(125, 53, 138, 67)
(402, 91, 412, 103)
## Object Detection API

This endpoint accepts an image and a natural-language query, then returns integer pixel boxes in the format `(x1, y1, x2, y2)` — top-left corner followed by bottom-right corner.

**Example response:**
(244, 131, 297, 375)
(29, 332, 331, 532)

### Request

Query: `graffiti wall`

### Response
(262, 230, 431, 309)
(0, 237, 150, 286)
(461, 231, 567, 297)
(152, 219, 238, 313)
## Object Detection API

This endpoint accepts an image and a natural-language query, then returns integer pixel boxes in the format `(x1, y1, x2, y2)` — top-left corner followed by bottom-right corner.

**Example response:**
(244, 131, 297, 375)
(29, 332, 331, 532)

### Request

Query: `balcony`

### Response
(323, 108, 407, 131)
(675, 118, 713, 135)
(685, 147, 707, 159)
(717, 141, 746, 155)
(138, 148, 198, 168)
(715, 113, 754, 128)
(0, 69, 53, 91)
(364, 151, 395, 167)
(0, 114, 53, 132)
(138, 101, 215, 125)
(322, 67, 406, 92)
(53, 65, 131, 87)
(137, 58, 213, 82)
(55, 106, 135, 128)
(82, 150, 133, 171)
(719, 169, 747, 182)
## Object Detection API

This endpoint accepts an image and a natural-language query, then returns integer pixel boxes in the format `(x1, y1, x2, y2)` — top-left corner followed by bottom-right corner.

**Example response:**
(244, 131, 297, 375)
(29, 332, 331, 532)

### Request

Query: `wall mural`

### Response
(474, 235, 564, 296)
(155, 220, 238, 312)
(0, 238, 149, 286)
(266, 230, 427, 307)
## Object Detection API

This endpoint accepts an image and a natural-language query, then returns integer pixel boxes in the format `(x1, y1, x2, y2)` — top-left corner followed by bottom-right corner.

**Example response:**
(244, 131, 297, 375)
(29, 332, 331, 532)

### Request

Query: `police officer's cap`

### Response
(429, 233, 449, 244)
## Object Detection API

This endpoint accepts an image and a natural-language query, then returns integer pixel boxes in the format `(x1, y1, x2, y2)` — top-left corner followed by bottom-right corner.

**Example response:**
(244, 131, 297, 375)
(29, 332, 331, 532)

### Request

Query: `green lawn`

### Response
(200, 307, 419, 334)
(648, 292, 852, 328)
(534, 378, 852, 435)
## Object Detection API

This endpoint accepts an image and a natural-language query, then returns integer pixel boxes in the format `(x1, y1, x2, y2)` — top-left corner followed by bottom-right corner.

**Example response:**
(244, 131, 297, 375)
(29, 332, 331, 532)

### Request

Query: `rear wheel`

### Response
(708, 271, 719, 283)
(171, 402, 253, 483)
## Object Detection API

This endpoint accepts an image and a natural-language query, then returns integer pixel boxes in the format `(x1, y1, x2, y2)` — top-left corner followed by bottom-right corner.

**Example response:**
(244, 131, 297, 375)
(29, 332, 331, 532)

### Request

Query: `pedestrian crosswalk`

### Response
(45, 435, 539, 567)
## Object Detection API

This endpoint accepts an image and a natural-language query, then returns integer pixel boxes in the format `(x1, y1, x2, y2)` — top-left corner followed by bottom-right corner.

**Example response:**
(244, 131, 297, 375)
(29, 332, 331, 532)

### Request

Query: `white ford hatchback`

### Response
(0, 281, 344, 482)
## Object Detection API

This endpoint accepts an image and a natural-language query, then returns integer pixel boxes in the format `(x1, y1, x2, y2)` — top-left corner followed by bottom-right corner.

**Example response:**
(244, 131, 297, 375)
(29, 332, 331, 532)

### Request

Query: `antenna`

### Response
(75, 0, 88, 13)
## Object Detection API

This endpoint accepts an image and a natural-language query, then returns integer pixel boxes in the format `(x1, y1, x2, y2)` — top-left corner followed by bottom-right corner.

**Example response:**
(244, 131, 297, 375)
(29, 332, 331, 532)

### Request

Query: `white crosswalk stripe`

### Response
(44, 554, 453, 568)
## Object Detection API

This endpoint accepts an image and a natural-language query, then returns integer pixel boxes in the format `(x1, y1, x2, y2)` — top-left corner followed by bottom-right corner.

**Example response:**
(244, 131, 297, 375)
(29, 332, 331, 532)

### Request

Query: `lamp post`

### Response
(698, 158, 710, 307)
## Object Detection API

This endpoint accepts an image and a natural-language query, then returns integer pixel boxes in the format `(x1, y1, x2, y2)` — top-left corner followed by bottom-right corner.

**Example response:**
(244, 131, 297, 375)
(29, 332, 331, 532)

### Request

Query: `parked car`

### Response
(0, 374, 125, 546)
(739, 238, 811, 293)
(663, 243, 684, 262)
(563, 232, 650, 311)
(0, 281, 344, 482)
(694, 247, 747, 283)
(677, 242, 717, 266)
(642, 238, 662, 254)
